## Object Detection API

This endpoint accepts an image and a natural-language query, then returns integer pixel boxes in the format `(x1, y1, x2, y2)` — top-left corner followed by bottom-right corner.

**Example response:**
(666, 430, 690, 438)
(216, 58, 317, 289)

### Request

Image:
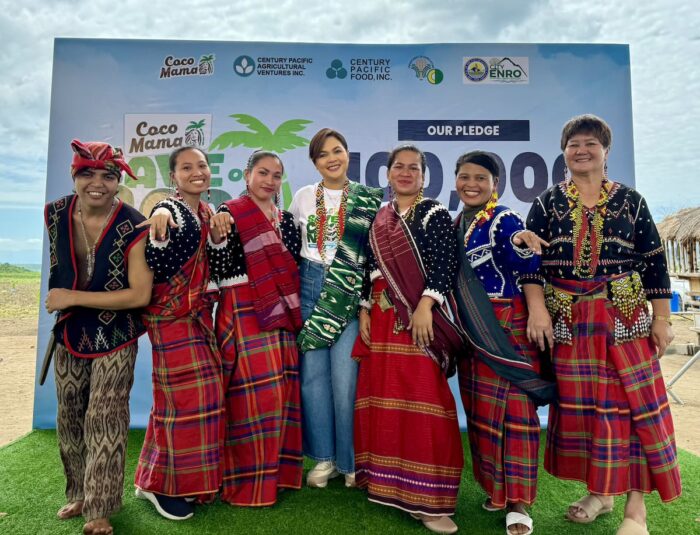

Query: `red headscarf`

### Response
(70, 139, 137, 180)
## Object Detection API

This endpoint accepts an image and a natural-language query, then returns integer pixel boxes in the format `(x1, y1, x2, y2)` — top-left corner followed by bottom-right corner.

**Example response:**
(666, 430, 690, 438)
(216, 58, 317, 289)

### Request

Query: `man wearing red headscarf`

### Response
(43, 139, 153, 535)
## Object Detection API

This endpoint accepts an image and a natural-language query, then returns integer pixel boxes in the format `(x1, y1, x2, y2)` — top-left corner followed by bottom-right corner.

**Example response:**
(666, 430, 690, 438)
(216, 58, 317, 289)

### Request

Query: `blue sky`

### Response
(1, 0, 699, 263)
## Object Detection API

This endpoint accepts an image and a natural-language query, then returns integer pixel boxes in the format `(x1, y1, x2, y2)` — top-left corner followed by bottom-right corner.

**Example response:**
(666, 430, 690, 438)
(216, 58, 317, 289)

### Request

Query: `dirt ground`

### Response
(1, 300, 700, 456)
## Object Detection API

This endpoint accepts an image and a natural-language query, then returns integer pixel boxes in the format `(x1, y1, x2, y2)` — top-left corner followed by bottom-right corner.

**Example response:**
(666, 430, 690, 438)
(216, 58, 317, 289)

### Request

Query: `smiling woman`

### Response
(134, 146, 231, 522)
(207, 150, 305, 507)
(289, 128, 383, 492)
(522, 114, 682, 535)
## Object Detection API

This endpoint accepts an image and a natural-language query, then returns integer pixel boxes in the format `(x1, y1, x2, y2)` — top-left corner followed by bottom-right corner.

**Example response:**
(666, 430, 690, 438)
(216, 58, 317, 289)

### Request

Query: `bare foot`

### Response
(57, 501, 83, 519)
(507, 503, 532, 535)
(83, 518, 113, 535)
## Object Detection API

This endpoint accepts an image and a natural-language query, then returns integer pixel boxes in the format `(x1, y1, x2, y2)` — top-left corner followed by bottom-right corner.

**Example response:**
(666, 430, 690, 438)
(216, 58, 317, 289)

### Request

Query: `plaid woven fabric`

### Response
(459, 296, 540, 508)
(224, 197, 301, 333)
(217, 283, 303, 506)
(544, 278, 681, 502)
(354, 279, 463, 516)
(135, 236, 224, 498)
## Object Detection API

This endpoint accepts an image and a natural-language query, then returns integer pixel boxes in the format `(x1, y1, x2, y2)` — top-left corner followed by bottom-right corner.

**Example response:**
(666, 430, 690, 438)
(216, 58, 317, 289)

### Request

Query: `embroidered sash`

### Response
(297, 182, 383, 352)
(453, 211, 556, 405)
(370, 203, 464, 377)
(225, 196, 301, 333)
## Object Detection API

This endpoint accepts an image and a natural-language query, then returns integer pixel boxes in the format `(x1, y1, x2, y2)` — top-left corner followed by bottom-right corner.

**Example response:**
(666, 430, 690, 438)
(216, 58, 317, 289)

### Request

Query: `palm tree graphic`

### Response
(185, 120, 206, 146)
(199, 55, 215, 75)
(209, 114, 312, 208)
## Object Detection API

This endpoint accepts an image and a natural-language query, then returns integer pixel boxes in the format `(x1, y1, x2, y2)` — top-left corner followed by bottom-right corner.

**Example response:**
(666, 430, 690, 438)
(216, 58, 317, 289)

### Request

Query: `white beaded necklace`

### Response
(77, 198, 117, 279)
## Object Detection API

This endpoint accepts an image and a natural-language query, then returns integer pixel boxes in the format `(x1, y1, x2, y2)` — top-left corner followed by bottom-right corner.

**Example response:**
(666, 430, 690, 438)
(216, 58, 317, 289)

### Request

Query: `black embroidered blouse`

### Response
(521, 180, 671, 299)
(145, 198, 203, 284)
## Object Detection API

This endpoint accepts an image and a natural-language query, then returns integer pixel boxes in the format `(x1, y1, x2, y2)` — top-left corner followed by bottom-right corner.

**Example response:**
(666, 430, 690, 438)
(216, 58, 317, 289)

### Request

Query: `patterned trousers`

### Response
(54, 343, 137, 522)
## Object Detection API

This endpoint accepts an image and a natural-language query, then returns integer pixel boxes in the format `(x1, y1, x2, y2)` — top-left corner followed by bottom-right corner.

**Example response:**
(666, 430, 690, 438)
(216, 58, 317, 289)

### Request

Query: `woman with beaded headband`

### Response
(450, 150, 555, 535)
(134, 146, 232, 521)
(207, 150, 304, 506)
(289, 128, 383, 489)
(352, 144, 465, 534)
(522, 114, 680, 535)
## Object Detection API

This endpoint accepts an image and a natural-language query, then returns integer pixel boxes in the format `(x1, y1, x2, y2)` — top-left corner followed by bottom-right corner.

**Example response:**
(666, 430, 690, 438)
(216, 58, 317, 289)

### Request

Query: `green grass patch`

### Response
(1, 431, 698, 534)
(0, 263, 41, 319)
(0, 263, 41, 279)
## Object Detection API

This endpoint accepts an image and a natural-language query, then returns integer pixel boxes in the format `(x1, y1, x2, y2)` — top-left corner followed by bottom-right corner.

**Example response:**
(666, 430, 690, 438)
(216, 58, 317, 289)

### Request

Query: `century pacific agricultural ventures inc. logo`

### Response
(159, 54, 216, 79)
(233, 55, 256, 77)
(408, 56, 443, 85)
(463, 56, 529, 84)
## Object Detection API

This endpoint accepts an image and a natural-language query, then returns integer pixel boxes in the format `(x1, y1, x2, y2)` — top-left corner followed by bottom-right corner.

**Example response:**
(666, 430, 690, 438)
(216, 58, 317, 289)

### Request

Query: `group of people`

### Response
(44, 115, 680, 535)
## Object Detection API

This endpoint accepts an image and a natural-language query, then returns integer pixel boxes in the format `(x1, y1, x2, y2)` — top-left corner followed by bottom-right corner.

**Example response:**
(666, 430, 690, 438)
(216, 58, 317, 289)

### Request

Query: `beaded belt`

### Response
(545, 271, 651, 345)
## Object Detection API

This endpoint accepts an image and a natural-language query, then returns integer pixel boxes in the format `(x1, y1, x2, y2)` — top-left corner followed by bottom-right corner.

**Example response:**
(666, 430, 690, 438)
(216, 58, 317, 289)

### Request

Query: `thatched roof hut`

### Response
(658, 207, 700, 289)
(657, 207, 700, 244)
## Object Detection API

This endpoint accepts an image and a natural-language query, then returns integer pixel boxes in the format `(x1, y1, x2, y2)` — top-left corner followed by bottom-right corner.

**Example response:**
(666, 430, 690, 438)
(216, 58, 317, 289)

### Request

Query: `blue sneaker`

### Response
(135, 488, 194, 520)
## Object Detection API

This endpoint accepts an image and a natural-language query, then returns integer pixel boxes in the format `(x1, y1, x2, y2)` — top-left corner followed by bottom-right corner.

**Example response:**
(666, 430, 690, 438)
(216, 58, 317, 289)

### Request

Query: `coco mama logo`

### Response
(159, 54, 215, 79)
(408, 56, 443, 85)
(124, 114, 213, 157)
(463, 57, 529, 84)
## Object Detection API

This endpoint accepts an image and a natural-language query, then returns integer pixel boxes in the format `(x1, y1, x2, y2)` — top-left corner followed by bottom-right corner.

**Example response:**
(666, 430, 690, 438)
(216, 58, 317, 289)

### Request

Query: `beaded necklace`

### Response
(399, 188, 424, 222)
(462, 192, 498, 248)
(315, 180, 349, 262)
(77, 198, 117, 280)
(175, 193, 201, 225)
(565, 178, 611, 278)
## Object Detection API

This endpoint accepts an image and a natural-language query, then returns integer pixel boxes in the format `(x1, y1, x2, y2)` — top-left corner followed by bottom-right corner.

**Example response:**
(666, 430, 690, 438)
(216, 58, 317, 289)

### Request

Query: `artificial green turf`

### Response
(0, 430, 698, 534)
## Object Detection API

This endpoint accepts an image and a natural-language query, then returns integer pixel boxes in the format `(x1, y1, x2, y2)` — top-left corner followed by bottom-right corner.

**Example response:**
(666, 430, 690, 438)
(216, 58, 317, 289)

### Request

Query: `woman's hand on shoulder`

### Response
(136, 207, 178, 241)
(210, 212, 234, 243)
(513, 230, 549, 255)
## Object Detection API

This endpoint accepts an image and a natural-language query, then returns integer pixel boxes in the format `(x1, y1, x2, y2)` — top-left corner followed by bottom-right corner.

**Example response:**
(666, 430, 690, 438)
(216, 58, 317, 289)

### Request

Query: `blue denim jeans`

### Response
(299, 258, 359, 474)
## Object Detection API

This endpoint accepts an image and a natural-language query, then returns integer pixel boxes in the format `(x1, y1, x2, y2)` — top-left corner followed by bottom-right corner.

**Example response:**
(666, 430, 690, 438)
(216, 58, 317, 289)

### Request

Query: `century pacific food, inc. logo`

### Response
(463, 56, 529, 84)
(159, 54, 216, 79)
(326, 59, 348, 79)
(408, 56, 443, 85)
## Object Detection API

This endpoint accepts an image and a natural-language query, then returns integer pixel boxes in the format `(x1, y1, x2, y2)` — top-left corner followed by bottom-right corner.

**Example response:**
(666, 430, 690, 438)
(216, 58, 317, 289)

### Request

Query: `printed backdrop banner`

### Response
(35, 38, 634, 428)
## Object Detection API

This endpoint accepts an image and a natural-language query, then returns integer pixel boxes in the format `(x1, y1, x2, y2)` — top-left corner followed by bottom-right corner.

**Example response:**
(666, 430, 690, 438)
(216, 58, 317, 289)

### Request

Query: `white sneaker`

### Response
(306, 461, 339, 488)
(344, 472, 356, 488)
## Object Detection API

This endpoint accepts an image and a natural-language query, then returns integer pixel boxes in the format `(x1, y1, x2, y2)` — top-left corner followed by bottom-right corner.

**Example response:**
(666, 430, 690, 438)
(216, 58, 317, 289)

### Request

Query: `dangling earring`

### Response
(603, 161, 608, 180)
(207, 188, 211, 202)
(274, 191, 280, 209)
(564, 164, 570, 181)
(489, 190, 499, 205)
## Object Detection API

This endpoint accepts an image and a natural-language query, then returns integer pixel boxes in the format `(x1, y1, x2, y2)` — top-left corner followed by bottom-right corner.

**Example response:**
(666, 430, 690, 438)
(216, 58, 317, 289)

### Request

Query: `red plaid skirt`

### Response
(545, 278, 681, 501)
(459, 296, 540, 507)
(217, 283, 303, 506)
(135, 307, 224, 498)
(354, 279, 463, 516)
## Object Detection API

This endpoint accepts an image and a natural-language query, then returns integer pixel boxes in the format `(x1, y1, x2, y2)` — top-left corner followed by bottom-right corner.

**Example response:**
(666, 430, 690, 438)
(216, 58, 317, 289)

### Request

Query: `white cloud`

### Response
(0, 238, 42, 252)
(0, 0, 698, 244)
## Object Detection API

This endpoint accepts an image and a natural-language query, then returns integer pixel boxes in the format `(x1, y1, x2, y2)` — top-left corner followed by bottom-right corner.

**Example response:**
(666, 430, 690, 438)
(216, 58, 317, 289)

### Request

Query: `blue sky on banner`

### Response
(0, 0, 698, 263)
